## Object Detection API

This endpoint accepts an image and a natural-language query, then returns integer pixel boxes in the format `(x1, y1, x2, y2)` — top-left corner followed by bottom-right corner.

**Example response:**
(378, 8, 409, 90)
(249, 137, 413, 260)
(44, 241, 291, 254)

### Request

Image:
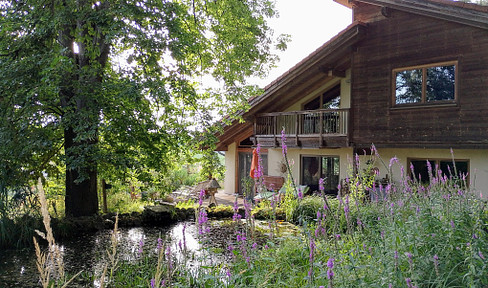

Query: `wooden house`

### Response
(216, 0, 488, 196)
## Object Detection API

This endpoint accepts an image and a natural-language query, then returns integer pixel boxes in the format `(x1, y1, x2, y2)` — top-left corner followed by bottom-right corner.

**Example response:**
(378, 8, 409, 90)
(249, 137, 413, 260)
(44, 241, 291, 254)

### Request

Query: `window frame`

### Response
(392, 61, 458, 108)
(300, 154, 340, 194)
(407, 157, 469, 184)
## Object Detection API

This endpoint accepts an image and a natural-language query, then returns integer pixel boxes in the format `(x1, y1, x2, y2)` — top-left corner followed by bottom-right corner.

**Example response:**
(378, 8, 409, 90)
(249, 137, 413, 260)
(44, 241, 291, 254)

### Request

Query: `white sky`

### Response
(249, 0, 352, 87)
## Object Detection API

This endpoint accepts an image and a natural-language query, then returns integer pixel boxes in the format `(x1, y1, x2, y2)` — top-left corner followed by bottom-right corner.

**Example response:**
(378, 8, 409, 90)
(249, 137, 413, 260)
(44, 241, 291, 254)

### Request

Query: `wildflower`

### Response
(198, 189, 205, 206)
(473, 234, 478, 239)
(450, 220, 455, 229)
(157, 237, 163, 251)
(479, 251, 485, 260)
(406, 252, 413, 269)
(182, 223, 187, 251)
(308, 237, 316, 279)
(226, 268, 232, 278)
(232, 200, 241, 222)
(252, 242, 258, 250)
(389, 156, 398, 169)
(166, 245, 173, 271)
(281, 128, 287, 156)
(319, 178, 325, 192)
(138, 237, 144, 257)
(150, 278, 156, 288)
(327, 257, 335, 288)
(298, 187, 303, 200)
(433, 254, 439, 276)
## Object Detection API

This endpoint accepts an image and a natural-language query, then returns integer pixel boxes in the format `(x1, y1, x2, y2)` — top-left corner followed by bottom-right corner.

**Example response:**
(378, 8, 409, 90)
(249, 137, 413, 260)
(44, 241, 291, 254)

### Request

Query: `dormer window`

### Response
(394, 62, 456, 106)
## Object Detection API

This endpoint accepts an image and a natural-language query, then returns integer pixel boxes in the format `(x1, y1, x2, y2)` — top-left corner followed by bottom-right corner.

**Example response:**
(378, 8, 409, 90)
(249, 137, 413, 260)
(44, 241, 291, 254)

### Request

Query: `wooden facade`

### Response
(350, 6, 488, 149)
(217, 0, 488, 151)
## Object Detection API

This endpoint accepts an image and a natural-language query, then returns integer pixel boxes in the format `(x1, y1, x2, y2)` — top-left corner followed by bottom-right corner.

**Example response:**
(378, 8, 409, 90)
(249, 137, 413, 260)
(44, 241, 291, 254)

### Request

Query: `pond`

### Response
(0, 221, 206, 288)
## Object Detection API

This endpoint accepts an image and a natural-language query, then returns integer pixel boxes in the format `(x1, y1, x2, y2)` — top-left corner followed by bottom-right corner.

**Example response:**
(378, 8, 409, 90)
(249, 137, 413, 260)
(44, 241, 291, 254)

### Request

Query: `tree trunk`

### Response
(64, 127, 99, 217)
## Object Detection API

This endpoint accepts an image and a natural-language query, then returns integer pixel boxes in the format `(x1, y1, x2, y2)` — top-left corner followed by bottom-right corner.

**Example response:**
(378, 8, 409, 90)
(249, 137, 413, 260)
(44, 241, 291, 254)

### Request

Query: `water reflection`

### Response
(0, 221, 202, 288)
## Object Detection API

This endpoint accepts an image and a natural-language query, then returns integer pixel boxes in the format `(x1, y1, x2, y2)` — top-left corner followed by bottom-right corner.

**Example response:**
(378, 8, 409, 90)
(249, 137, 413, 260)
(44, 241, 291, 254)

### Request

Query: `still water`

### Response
(0, 221, 204, 288)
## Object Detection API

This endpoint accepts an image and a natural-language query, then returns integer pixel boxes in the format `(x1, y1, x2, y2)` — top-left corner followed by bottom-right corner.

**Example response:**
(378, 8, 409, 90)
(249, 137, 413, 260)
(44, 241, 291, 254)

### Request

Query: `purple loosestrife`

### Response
(165, 245, 173, 271)
(157, 237, 163, 252)
(233, 199, 241, 222)
(479, 251, 485, 260)
(182, 223, 187, 252)
(406, 252, 413, 270)
(197, 190, 209, 235)
(281, 128, 287, 156)
(327, 257, 334, 288)
(308, 237, 316, 280)
(138, 236, 144, 257)
(433, 254, 439, 276)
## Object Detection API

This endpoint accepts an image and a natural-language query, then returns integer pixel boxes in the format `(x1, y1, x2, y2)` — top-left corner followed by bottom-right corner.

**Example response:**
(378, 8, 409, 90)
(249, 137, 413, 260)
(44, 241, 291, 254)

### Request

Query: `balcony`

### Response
(253, 109, 350, 148)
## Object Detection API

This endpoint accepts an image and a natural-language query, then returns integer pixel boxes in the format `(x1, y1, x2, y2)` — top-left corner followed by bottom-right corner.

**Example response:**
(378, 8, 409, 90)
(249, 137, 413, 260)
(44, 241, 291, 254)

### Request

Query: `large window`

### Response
(301, 155, 340, 194)
(409, 158, 468, 184)
(394, 62, 456, 106)
(304, 84, 341, 110)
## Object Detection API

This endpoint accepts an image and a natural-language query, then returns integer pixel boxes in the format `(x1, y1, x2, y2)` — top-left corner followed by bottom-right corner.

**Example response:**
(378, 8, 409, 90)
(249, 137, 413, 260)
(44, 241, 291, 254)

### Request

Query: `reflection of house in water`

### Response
(216, 0, 488, 197)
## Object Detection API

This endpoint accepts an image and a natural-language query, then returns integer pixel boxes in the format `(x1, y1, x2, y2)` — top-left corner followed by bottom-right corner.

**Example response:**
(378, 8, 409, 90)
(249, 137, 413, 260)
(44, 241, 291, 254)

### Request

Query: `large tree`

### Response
(0, 0, 284, 217)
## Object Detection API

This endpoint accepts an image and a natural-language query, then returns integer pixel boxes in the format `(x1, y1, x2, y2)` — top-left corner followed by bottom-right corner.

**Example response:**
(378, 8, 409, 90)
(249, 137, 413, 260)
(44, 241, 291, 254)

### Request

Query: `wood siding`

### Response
(351, 8, 488, 149)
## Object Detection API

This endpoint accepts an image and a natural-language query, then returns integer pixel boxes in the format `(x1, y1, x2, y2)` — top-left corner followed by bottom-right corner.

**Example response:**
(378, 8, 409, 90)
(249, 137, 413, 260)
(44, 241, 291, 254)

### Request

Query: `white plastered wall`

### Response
(223, 142, 237, 194)
(357, 148, 488, 198)
(265, 147, 354, 187)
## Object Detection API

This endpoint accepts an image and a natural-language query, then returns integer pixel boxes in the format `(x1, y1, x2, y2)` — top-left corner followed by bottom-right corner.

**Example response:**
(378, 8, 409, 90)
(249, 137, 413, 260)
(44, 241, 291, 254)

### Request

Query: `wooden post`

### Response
(102, 179, 108, 214)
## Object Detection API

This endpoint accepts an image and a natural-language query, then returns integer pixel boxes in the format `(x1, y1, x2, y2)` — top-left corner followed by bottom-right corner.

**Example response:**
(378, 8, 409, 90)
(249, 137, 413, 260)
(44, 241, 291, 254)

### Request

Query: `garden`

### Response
(2, 142, 487, 288)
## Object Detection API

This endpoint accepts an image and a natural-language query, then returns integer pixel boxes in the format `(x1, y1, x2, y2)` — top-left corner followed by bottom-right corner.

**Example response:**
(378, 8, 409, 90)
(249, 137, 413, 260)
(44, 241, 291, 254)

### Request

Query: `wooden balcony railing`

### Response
(254, 109, 349, 148)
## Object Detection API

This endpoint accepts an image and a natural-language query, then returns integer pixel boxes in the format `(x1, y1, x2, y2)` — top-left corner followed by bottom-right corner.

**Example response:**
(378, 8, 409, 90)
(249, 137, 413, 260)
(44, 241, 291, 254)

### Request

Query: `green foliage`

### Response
(0, 0, 286, 216)
(292, 195, 324, 224)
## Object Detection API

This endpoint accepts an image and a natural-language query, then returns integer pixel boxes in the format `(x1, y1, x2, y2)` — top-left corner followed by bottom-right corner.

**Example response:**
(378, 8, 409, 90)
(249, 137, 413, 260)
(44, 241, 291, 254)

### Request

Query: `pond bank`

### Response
(1, 201, 287, 249)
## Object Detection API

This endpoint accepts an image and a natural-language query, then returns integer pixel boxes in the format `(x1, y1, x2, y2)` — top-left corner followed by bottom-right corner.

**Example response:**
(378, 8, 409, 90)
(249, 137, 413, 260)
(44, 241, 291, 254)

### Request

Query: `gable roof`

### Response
(215, 21, 367, 150)
(336, 0, 488, 29)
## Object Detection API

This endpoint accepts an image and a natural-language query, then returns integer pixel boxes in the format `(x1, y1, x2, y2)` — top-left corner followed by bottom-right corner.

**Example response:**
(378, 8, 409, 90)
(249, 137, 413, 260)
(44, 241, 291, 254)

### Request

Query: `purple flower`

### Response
(281, 128, 287, 156)
(479, 251, 485, 260)
(327, 257, 334, 269)
(151, 278, 155, 288)
(319, 178, 325, 192)
(389, 157, 398, 169)
(157, 237, 163, 251)
(252, 242, 258, 250)
(450, 220, 455, 229)
(138, 237, 144, 256)
(326, 257, 334, 280)
(199, 189, 205, 206)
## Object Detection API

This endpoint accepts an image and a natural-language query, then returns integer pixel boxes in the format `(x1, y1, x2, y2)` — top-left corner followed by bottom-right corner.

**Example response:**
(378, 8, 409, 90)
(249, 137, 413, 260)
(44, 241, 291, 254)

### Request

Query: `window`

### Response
(304, 84, 341, 110)
(409, 158, 468, 184)
(394, 62, 456, 105)
(301, 155, 340, 194)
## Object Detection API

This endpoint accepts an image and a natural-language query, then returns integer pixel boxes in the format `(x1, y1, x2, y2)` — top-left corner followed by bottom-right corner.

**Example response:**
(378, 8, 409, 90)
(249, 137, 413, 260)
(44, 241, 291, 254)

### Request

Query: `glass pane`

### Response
(395, 69, 422, 104)
(238, 152, 253, 194)
(410, 159, 436, 183)
(426, 65, 455, 102)
(440, 160, 468, 179)
(321, 157, 340, 193)
(302, 156, 320, 188)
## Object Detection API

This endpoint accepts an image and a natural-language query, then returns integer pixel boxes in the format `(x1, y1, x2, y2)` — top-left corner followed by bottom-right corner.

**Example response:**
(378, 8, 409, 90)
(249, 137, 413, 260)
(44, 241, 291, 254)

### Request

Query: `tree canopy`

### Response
(0, 0, 285, 216)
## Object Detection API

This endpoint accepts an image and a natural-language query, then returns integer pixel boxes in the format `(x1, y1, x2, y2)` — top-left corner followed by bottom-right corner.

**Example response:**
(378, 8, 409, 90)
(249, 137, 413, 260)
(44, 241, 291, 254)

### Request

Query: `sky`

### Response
(249, 0, 352, 87)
